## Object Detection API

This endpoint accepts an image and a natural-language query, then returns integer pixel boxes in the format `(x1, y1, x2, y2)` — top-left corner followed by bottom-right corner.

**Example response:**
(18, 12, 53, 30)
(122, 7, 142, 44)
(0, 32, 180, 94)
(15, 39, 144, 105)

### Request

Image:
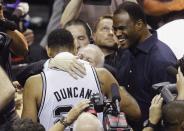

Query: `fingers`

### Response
(75, 99, 90, 109)
(68, 59, 86, 79)
(151, 94, 163, 105)
(74, 99, 90, 113)
(71, 63, 86, 77)
(73, 61, 86, 75)
(67, 69, 78, 80)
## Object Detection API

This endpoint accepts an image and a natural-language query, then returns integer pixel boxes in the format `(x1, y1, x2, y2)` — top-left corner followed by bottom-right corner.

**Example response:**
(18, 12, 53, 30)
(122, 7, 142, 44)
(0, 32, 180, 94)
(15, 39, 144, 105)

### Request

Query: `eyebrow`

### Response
(113, 25, 128, 30)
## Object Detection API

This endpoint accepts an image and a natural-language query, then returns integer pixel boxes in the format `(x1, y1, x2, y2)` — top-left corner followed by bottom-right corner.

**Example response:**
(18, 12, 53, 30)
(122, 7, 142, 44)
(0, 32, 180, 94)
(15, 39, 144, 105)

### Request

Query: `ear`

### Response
(135, 19, 144, 31)
(46, 46, 51, 58)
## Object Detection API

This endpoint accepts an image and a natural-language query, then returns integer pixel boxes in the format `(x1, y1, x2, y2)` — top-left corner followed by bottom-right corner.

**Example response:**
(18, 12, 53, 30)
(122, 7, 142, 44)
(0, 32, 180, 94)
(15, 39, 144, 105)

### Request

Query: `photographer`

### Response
(49, 99, 91, 131)
(143, 67, 184, 131)
(3, 100, 90, 131)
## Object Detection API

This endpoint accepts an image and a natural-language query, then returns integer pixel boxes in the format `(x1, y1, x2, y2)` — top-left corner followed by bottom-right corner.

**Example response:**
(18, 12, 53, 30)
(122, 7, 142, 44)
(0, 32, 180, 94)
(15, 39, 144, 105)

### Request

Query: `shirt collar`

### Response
(130, 33, 158, 55)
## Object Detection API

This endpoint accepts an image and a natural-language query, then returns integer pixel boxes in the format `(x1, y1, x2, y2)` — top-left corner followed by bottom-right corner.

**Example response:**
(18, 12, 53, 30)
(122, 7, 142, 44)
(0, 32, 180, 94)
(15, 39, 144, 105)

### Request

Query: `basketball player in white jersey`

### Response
(22, 28, 141, 130)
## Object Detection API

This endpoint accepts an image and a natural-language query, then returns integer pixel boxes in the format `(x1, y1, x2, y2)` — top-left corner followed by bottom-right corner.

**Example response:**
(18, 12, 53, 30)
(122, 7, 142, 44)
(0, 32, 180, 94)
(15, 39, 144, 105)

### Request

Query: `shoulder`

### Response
(25, 74, 42, 85)
(96, 68, 112, 81)
(24, 74, 42, 93)
(150, 39, 177, 66)
(24, 74, 43, 101)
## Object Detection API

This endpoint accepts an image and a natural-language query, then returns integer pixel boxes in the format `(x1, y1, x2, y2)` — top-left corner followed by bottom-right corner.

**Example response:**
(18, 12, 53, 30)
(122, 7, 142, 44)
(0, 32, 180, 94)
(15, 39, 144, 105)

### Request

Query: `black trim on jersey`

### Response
(38, 72, 47, 117)
(91, 66, 102, 94)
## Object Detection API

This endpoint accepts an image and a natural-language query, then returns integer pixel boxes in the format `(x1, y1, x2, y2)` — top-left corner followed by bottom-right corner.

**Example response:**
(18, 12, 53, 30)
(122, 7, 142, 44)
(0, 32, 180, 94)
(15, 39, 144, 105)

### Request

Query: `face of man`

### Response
(113, 11, 139, 49)
(93, 18, 118, 49)
(66, 25, 90, 51)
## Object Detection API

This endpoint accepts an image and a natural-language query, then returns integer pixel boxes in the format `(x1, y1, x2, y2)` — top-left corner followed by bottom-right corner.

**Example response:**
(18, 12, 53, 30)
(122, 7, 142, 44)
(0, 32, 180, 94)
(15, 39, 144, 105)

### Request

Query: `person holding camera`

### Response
(143, 67, 184, 131)
(3, 99, 90, 131)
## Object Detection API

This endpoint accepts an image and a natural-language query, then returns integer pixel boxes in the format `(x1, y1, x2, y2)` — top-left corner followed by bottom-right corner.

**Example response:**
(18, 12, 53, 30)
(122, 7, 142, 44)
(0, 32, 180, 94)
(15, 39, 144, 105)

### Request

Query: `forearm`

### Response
(60, 0, 83, 27)
(6, 30, 28, 56)
(119, 87, 141, 120)
(0, 67, 15, 111)
(143, 0, 180, 16)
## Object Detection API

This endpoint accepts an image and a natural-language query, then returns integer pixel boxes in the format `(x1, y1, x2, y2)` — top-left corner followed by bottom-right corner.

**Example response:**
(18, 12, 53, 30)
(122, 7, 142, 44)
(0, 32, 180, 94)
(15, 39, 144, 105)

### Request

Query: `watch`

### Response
(143, 119, 157, 129)
(59, 116, 69, 128)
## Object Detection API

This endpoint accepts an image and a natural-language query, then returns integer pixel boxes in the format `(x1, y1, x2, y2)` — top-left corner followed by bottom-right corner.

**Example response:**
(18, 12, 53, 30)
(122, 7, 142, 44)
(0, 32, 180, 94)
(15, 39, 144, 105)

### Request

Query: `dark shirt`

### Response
(16, 60, 47, 86)
(117, 33, 177, 130)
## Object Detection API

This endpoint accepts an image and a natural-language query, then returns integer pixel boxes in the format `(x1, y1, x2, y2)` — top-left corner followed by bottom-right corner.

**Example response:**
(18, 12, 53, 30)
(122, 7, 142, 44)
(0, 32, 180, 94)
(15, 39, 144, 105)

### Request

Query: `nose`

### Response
(74, 38, 80, 51)
(114, 29, 122, 37)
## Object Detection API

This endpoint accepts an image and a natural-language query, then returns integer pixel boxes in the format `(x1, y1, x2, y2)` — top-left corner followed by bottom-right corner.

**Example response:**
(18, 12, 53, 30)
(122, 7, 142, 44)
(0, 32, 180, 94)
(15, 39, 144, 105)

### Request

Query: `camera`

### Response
(0, 0, 30, 32)
(83, 0, 112, 5)
(87, 93, 132, 131)
(152, 82, 177, 103)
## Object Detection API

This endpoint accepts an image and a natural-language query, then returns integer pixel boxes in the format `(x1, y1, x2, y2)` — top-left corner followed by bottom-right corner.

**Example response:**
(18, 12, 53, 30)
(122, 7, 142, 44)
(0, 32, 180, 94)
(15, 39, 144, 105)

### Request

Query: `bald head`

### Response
(73, 112, 104, 131)
(78, 44, 104, 67)
(162, 100, 184, 131)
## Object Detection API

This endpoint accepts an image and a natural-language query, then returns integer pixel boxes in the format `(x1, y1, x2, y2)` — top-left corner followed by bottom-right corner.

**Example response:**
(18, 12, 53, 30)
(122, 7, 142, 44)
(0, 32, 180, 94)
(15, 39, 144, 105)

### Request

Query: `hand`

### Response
(49, 52, 86, 79)
(13, 81, 23, 89)
(149, 94, 163, 125)
(176, 67, 184, 100)
(23, 29, 34, 46)
(65, 99, 90, 125)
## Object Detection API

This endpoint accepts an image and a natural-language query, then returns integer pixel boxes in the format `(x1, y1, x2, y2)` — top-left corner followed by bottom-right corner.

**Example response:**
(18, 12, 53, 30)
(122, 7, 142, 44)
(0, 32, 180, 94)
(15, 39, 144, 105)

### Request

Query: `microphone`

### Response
(111, 83, 121, 114)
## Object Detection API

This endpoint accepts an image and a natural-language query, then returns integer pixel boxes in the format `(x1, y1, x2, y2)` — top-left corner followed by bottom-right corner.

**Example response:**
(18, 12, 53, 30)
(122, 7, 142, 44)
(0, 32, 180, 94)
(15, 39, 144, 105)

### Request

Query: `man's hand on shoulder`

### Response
(49, 52, 86, 79)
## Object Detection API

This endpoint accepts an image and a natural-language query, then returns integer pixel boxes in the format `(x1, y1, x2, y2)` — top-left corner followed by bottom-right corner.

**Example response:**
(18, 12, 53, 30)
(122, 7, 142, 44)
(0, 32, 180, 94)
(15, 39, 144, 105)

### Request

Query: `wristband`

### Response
(59, 116, 69, 128)
(143, 119, 157, 129)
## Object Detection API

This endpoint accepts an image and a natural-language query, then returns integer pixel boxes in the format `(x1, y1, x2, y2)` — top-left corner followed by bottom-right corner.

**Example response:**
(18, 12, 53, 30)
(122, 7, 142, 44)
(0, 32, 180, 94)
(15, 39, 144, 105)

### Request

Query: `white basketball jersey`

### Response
(38, 61, 102, 131)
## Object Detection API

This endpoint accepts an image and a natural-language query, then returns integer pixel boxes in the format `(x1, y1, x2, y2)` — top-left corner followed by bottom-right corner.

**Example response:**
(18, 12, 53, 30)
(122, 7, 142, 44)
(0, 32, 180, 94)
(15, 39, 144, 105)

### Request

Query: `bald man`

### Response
(78, 44, 104, 68)
(73, 112, 103, 131)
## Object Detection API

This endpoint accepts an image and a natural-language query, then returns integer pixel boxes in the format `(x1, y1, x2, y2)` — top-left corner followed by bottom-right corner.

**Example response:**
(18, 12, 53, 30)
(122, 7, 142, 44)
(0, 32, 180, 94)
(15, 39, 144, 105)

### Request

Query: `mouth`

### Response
(117, 36, 128, 48)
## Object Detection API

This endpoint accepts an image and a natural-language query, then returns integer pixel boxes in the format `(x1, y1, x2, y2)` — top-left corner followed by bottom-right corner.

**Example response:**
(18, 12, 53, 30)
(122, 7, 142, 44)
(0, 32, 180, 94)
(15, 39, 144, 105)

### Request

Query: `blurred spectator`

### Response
(6, 119, 45, 131)
(61, 1, 127, 72)
(143, 100, 184, 131)
(93, 15, 122, 69)
(162, 100, 184, 131)
(137, 0, 184, 29)
(143, 67, 184, 131)
(64, 19, 91, 51)
(113, 1, 177, 130)
(0, 66, 15, 112)
(4, 99, 91, 131)
(22, 28, 140, 130)
(73, 112, 103, 131)
(0, 3, 28, 78)
(40, 0, 123, 47)
(49, 99, 90, 131)
(0, 66, 17, 129)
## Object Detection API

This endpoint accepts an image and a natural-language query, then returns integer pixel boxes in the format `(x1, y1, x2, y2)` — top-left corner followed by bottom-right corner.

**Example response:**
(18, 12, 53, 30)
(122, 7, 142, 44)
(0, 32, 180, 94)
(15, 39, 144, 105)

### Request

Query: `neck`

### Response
(139, 28, 152, 44)
(100, 47, 114, 57)
(50, 48, 73, 57)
